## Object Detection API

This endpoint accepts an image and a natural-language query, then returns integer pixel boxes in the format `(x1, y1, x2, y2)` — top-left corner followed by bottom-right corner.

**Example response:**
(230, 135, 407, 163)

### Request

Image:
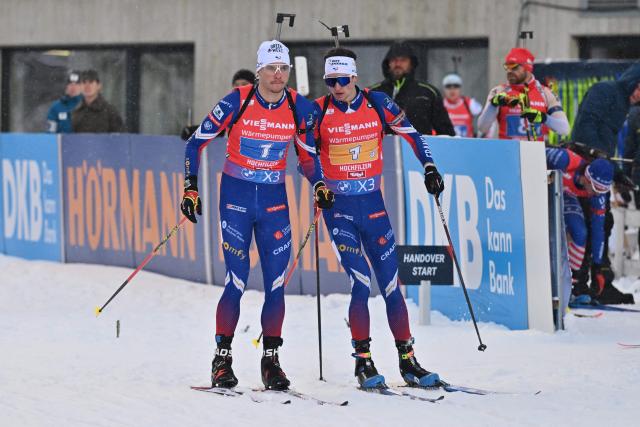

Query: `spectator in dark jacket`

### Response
(72, 69, 124, 133)
(573, 62, 640, 156)
(369, 41, 455, 136)
(570, 62, 640, 305)
(623, 104, 640, 206)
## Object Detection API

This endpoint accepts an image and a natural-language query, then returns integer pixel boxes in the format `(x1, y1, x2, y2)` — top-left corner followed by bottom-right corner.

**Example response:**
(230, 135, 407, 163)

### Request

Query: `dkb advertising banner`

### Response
(402, 137, 529, 329)
(1, 133, 63, 261)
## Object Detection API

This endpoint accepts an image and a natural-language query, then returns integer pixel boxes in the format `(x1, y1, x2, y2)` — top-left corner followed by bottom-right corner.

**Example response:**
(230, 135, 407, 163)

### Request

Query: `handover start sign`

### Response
(397, 245, 453, 285)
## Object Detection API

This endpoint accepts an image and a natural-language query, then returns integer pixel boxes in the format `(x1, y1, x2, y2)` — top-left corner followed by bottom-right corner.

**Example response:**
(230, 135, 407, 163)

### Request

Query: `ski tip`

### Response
(340, 401, 349, 406)
(94, 306, 102, 317)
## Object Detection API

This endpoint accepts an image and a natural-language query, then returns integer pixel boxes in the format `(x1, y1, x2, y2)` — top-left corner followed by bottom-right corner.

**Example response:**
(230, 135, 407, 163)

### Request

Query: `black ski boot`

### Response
(261, 336, 290, 391)
(590, 264, 635, 305)
(396, 338, 440, 387)
(352, 338, 385, 388)
(211, 335, 238, 388)
(570, 268, 592, 305)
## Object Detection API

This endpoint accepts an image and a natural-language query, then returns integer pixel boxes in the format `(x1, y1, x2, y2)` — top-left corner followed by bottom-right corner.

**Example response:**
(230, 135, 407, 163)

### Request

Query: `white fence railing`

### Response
(611, 206, 640, 278)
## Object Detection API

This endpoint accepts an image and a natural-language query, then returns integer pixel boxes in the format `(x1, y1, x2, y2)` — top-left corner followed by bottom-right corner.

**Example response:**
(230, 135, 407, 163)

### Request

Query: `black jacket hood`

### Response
(382, 41, 419, 80)
(618, 62, 640, 97)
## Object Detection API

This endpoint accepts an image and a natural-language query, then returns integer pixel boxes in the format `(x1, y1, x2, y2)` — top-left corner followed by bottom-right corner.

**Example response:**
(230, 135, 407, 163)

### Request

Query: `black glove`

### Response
(314, 181, 335, 210)
(180, 125, 199, 141)
(424, 164, 444, 195)
(181, 175, 202, 223)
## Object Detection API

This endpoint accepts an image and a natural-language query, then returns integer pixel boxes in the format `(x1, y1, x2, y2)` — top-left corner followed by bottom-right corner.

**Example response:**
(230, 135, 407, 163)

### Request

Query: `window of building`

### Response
(0, 44, 193, 135)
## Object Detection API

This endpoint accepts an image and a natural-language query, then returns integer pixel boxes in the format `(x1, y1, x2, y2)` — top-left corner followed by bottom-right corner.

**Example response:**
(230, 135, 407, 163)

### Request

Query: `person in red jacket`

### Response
(477, 47, 569, 141)
(442, 73, 482, 137)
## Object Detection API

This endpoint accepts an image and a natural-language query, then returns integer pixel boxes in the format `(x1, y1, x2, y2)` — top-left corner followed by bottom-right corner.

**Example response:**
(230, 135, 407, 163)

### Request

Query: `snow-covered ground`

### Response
(1, 254, 639, 427)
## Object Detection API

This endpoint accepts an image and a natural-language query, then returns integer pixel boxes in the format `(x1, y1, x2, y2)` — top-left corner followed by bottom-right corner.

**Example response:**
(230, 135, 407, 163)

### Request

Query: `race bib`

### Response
(239, 137, 288, 161)
(329, 139, 378, 165)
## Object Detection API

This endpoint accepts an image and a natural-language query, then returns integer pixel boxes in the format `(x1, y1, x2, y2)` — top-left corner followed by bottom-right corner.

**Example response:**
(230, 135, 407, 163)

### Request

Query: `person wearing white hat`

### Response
(46, 70, 83, 133)
(442, 73, 482, 137)
(181, 39, 333, 391)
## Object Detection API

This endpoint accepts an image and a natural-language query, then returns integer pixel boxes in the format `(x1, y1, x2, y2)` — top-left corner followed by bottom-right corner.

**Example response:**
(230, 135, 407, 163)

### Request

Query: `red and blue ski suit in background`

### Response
(184, 85, 322, 338)
(546, 147, 607, 271)
(311, 88, 435, 341)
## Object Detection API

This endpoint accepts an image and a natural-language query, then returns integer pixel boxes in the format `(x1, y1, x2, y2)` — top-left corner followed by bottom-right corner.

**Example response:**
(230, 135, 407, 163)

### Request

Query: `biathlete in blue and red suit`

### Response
(307, 47, 445, 389)
(546, 147, 613, 304)
(181, 40, 334, 391)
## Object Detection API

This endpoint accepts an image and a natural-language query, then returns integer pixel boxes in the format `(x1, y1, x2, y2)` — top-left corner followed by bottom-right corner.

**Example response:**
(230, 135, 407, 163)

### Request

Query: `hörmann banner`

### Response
(1, 133, 63, 261)
(61, 134, 208, 283)
(403, 137, 530, 329)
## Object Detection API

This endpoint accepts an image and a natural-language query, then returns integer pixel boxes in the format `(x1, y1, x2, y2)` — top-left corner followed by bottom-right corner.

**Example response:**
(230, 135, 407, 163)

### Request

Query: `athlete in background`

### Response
(310, 47, 444, 389)
(181, 40, 333, 391)
(442, 73, 482, 137)
(478, 48, 569, 141)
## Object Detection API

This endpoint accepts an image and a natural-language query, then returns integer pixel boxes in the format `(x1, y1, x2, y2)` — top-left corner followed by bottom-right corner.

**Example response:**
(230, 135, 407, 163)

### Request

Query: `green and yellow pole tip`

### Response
(94, 306, 102, 317)
(251, 338, 260, 348)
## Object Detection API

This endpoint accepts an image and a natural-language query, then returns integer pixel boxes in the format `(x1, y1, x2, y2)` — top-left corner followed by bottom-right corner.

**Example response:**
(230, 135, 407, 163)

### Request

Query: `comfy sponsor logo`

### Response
(338, 244, 360, 255)
(348, 171, 366, 179)
(223, 241, 246, 259)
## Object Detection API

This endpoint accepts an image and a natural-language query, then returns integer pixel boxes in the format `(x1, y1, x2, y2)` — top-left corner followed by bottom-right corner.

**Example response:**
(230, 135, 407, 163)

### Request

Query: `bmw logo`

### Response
(221, 220, 227, 229)
(333, 228, 339, 236)
(337, 181, 351, 192)
(242, 168, 256, 178)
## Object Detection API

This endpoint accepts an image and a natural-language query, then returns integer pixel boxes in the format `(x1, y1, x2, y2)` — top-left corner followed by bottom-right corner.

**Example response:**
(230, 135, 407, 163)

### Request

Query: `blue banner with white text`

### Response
(403, 137, 529, 329)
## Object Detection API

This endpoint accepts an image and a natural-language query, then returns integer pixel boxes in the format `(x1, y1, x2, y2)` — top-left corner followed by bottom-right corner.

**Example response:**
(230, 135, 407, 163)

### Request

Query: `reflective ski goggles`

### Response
(324, 76, 352, 87)
(503, 63, 522, 71)
(263, 64, 291, 73)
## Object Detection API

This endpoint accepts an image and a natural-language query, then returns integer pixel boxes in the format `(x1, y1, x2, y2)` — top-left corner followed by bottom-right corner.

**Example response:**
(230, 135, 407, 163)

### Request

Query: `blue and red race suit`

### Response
(184, 84, 322, 338)
(311, 87, 435, 341)
(546, 147, 607, 270)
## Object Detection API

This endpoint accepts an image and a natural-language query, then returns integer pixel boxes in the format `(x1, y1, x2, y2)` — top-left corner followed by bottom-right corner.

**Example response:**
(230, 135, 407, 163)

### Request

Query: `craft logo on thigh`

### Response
(368, 210, 387, 219)
(266, 204, 286, 213)
(223, 241, 246, 259)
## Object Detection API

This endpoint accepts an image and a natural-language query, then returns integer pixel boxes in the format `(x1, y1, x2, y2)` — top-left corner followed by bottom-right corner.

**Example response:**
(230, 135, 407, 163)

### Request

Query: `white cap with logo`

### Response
(256, 40, 291, 71)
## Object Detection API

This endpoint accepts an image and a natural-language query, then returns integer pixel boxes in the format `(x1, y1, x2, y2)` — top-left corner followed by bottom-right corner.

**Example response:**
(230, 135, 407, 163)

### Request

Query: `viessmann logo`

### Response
(242, 118, 295, 131)
(327, 121, 379, 135)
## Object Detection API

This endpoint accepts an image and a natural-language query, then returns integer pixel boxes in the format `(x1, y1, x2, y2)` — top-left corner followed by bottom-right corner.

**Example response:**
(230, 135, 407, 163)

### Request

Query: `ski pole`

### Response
(252, 208, 323, 348)
(433, 195, 487, 352)
(314, 205, 324, 381)
(523, 83, 537, 141)
(95, 216, 189, 316)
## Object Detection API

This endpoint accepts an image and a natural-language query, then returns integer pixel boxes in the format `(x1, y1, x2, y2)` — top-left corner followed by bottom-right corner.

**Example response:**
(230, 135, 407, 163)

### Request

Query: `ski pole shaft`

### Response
(314, 205, 324, 381)
(434, 196, 487, 351)
(95, 216, 188, 316)
(252, 208, 322, 348)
